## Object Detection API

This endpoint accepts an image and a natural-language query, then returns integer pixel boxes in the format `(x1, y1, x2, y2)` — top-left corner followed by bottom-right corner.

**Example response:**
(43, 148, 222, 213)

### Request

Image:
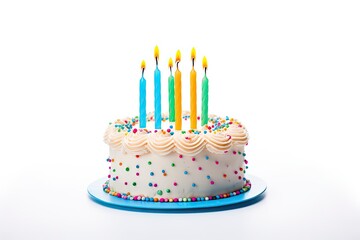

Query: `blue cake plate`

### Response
(88, 174, 266, 213)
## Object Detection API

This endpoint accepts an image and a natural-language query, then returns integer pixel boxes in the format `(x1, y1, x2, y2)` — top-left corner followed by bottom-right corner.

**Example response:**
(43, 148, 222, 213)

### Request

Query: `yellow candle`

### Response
(190, 47, 197, 129)
(175, 50, 182, 130)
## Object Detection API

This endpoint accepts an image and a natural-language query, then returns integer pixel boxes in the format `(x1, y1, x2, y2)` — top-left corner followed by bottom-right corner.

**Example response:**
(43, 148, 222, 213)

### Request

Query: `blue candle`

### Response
(154, 46, 161, 129)
(139, 60, 146, 128)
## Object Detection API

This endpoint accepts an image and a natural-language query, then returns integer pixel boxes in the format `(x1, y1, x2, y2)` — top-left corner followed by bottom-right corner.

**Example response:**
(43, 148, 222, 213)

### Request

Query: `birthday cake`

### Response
(102, 47, 251, 202)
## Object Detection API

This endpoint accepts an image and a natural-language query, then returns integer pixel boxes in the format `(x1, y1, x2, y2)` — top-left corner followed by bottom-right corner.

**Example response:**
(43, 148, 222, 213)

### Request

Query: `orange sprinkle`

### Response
(126, 192, 130, 195)
(111, 159, 114, 162)
(163, 173, 167, 176)
(119, 162, 122, 166)
(154, 198, 159, 202)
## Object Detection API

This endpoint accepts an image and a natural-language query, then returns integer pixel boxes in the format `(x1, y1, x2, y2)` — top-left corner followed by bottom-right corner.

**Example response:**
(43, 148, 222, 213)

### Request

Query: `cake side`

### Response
(103, 112, 251, 201)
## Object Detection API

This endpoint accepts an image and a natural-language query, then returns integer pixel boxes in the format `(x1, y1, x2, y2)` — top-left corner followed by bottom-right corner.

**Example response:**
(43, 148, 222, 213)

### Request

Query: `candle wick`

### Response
(170, 66, 172, 74)
(192, 58, 194, 67)
(205, 67, 207, 75)
(142, 68, 145, 77)
(177, 61, 179, 70)
(156, 57, 158, 66)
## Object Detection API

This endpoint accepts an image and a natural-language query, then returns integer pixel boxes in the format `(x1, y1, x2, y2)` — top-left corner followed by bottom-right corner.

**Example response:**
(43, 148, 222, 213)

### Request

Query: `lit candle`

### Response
(139, 60, 147, 128)
(175, 50, 182, 130)
(154, 46, 161, 129)
(190, 47, 197, 129)
(168, 58, 175, 122)
(201, 56, 209, 126)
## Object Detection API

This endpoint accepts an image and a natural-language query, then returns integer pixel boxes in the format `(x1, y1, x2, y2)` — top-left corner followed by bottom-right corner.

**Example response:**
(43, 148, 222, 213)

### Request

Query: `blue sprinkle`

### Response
(184, 171, 188, 175)
(170, 125, 173, 129)
(197, 197, 200, 201)
(170, 132, 174, 135)
(112, 177, 116, 181)
(145, 197, 149, 201)
(204, 130, 207, 134)
(150, 198, 154, 202)
(192, 183, 196, 187)
(150, 172, 154, 176)
(206, 175, 211, 179)
(148, 182, 153, 187)
(216, 195, 220, 199)
(136, 165, 140, 169)
(243, 153, 246, 156)
(205, 156, 209, 160)
(162, 169, 165, 173)
(201, 197, 205, 201)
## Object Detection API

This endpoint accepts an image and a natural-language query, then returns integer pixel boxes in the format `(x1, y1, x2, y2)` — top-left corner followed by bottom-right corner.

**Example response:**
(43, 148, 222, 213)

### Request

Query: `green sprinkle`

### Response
(125, 167, 130, 171)
(132, 182, 137, 186)
(242, 153, 246, 156)
(171, 163, 175, 167)
(112, 169, 116, 172)
(148, 161, 152, 165)
(181, 131, 186, 134)
(157, 190, 163, 196)
(166, 189, 171, 193)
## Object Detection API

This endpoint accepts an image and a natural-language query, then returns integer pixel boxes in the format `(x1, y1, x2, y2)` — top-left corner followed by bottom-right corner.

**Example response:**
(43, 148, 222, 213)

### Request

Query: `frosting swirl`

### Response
(204, 132, 232, 154)
(147, 132, 174, 156)
(122, 132, 149, 155)
(227, 124, 248, 145)
(174, 133, 206, 156)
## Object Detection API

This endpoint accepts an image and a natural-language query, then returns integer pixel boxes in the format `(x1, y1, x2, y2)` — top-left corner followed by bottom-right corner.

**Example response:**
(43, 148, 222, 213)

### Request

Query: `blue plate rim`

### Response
(88, 174, 267, 211)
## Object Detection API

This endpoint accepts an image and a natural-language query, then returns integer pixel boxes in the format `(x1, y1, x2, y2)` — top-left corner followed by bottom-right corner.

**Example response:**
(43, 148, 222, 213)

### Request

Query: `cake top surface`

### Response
(104, 111, 248, 156)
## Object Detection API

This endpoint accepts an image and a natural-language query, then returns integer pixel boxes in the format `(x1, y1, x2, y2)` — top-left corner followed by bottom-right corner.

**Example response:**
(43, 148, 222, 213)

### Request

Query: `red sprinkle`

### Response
(133, 128, 138, 133)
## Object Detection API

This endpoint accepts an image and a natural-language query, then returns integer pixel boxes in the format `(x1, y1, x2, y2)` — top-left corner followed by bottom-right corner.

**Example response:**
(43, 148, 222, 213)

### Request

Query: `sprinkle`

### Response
(192, 157, 196, 161)
(215, 161, 219, 165)
(132, 182, 137, 186)
(136, 155, 140, 158)
(171, 163, 175, 167)
(233, 151, 237, 155)
(170, 125, 173, 129)
(210, 181, 215, 185)
(148, 182, 153, 187)
(223, 174, 227, 178)
(173, 182, 178, 186)
(243, 153, 246, 156)
(136, 164, 140, 168)
(198, 167, 202, 170)
(150, 172, 154, 176)
(124, 182, 128, 185)
(125, 167, 130, 171)
(157, 190, 163, 196)
(184, 171, 188, 175)
(170, 132, 174, 135)
(192, 183, 196, 187)
(205, 156, 209, 160)
(166, 189, 171, 193)
(234, 171, 238, 174)
(179, 155, 183, 158)
(163, 173, 167, 176)
(108, 174, 111, 178)
(244, 159, 248, 164)
(161, 170, 165, 173)
(154, 183, 158, 187)
(167, 129, 171, 133)
(148, 161, 152, 165)
(154, 130, 158, 133)
(133, 128, 138, 133)
(136, 172, 140, 176)
(206, 175, 210, 179)
(112, 169, 116, 172)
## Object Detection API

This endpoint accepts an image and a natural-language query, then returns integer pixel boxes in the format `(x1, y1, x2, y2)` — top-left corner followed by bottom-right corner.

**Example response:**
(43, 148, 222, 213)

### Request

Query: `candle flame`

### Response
(154, 45, 159, 59)
(202, 56, 207, 69)
(191, 48, 196, 60)
(141, 60, 146, 69)
(168, 57, 173, 68)
(176, 50, 181, 62)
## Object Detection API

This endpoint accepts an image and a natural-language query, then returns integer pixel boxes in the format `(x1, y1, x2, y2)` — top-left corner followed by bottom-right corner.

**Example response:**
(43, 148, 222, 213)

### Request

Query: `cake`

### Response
(102, 111, 251, 202)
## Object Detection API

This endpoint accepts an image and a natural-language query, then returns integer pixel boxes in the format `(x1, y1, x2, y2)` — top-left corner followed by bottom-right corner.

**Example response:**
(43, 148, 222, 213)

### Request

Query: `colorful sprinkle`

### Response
(157, 190, 163, 196)
(125, 167, 130, 171)
(184, 171, 188, 175)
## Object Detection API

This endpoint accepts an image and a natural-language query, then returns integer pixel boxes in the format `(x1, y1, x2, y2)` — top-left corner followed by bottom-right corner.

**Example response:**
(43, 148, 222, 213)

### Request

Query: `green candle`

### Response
(168, 58, 175, 122)
(201, 56, 209, 126)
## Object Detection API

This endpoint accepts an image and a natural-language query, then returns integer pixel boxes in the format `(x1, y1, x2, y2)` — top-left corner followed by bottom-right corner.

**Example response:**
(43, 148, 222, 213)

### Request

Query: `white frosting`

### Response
(104, 112, 249, 198)
(108, 146, 246, 198)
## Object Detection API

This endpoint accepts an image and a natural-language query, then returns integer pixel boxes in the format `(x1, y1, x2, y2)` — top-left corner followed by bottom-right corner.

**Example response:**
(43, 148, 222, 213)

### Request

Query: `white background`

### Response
(1, 0, 360, 239)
